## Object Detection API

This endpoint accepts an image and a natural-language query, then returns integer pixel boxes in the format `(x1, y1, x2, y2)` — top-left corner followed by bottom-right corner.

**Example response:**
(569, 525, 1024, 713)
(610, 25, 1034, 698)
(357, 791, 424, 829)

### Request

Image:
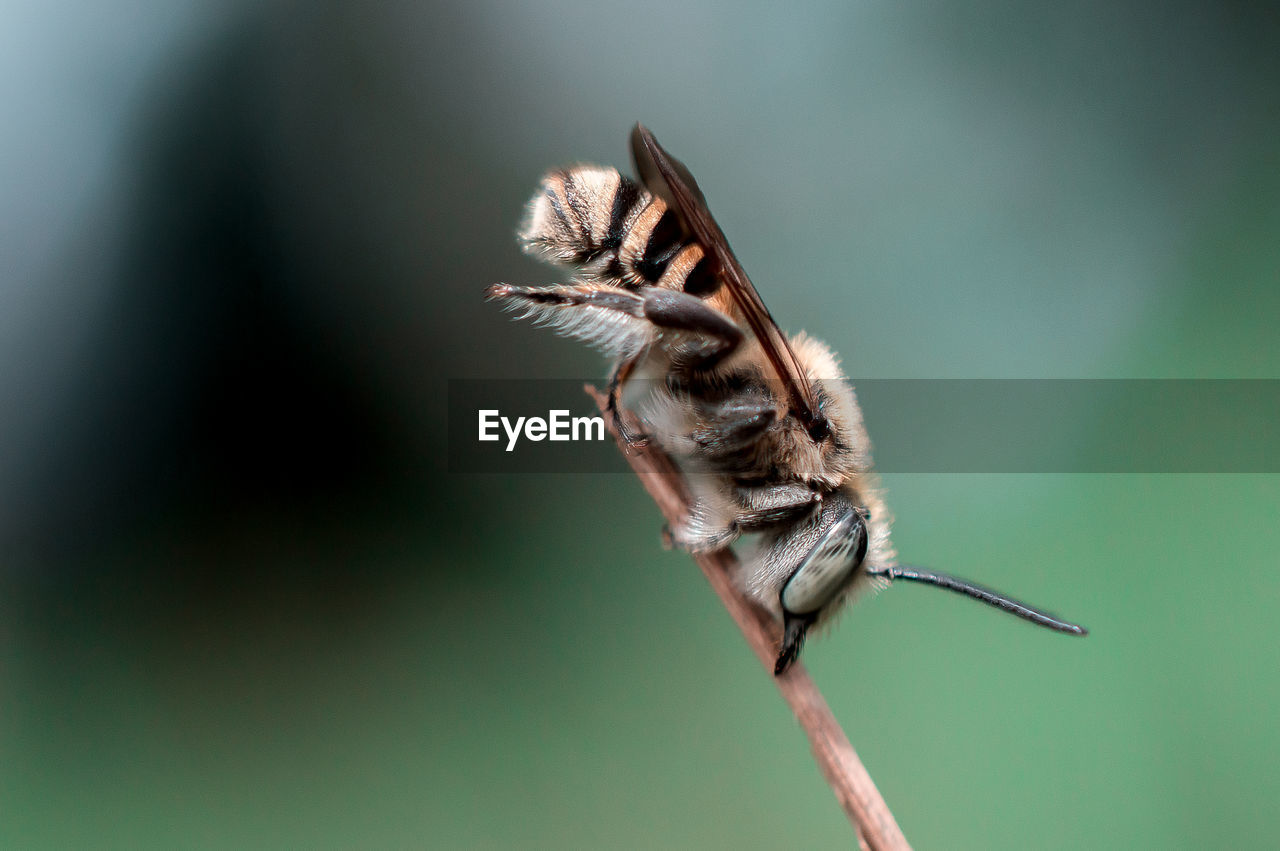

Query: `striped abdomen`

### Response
(520, 167, 720, 297)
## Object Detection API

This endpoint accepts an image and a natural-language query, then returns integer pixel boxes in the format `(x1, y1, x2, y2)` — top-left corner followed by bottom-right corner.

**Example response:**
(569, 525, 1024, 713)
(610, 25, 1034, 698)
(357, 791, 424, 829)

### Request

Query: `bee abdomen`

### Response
(520, 167, 626, 265)
(520, 167, 720, 297)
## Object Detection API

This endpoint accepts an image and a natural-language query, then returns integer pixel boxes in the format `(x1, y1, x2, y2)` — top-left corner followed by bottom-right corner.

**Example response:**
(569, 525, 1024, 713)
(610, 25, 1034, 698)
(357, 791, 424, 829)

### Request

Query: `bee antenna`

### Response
(865, 564, 1088, 636)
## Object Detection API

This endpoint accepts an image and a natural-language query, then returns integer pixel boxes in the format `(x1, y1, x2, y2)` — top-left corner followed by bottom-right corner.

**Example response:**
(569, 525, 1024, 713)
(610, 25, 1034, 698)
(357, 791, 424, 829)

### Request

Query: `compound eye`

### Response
(780, 508, 868, 616)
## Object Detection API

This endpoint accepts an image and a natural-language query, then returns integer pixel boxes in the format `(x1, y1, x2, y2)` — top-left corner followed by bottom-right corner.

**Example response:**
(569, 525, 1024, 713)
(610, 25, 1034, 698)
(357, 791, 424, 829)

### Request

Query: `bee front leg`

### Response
(668, 482, 820, 554)
(732, 482, 823, 531)
(666, 487, 742, 554)
(664, 519, 740, 554)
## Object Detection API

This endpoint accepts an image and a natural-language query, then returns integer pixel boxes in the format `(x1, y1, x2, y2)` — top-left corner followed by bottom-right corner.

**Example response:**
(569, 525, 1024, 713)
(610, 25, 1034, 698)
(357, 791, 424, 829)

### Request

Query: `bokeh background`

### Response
(3, 1, 1278, 848)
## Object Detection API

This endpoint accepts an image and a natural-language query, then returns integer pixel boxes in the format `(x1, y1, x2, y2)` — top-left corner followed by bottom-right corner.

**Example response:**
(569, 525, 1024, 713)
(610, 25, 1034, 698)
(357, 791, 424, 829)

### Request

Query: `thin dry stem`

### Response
(585, 385, 910, 851)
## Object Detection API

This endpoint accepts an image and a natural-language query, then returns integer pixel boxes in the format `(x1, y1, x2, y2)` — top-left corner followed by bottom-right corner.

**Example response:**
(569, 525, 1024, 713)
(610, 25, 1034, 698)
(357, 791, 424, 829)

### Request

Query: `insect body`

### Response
(487, 125, 1086, 674)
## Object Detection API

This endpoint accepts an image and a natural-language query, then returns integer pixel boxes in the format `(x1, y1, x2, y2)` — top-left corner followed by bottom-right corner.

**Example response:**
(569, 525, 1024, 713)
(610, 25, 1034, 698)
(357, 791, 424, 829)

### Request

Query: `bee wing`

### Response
(630, 124, 826, 440)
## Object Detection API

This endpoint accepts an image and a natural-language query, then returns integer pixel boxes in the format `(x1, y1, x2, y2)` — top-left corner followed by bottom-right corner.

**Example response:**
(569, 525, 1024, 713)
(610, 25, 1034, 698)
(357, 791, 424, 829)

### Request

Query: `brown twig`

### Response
(585, 386, 911, 851)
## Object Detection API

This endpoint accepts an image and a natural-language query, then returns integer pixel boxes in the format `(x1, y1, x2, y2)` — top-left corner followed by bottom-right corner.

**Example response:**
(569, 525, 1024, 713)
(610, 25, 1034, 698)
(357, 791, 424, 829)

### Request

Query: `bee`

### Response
(487, 125, 1086, 674)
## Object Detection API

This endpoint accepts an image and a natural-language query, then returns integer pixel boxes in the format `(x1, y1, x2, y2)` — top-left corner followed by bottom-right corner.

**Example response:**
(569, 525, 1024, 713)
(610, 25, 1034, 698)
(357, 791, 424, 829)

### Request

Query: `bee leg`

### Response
(671, 484, 820, 553)
(639, 288, 743, 369)
(485, 283, 653, 360)
(732, 483, 823, 531)
(613, 288, 744, 446)
(488, 283, 740, 368)
(690, 396, 777, 459)
(668, 523, 739, 554)
(667, 496, 741, 553)
(607, 355, 648, 448)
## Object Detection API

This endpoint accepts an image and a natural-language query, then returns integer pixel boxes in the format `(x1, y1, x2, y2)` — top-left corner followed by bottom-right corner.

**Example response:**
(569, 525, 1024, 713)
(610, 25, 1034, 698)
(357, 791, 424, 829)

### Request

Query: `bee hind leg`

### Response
(608, 288, 745, 448)
(639, 288, 743, 370)
(484, 283, 653, 359)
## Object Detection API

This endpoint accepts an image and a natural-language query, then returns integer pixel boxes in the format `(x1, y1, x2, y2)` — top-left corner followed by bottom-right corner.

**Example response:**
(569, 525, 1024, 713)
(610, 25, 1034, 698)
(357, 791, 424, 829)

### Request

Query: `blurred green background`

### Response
(2, 1, 1278, 848)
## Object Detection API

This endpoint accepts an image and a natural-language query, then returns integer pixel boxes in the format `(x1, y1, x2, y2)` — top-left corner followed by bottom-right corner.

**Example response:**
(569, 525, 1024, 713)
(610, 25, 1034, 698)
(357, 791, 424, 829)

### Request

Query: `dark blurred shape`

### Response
(13, 22, 413, 571)
(0, 16, 462, 684)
